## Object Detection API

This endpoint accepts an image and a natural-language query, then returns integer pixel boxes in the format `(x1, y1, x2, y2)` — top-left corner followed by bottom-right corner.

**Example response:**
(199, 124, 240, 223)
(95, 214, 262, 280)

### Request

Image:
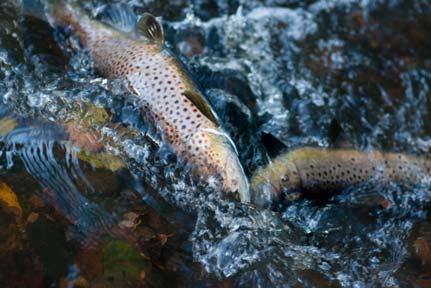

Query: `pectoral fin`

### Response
(183, 90, 219, 125)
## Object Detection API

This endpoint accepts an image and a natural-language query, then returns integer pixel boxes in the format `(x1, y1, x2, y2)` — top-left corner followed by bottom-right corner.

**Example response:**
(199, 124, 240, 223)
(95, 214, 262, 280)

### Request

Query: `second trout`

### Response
(251, 147, 431, 208)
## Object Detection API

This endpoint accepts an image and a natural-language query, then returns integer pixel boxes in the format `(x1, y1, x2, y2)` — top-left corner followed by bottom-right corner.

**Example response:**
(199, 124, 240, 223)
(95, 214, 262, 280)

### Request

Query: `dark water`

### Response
(0, 0, 431, 287)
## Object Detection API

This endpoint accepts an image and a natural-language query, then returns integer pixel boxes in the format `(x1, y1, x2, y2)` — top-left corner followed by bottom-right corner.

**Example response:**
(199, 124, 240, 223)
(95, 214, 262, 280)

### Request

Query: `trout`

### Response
(40, 1, 249, 202)
(250, 147, 431, 208)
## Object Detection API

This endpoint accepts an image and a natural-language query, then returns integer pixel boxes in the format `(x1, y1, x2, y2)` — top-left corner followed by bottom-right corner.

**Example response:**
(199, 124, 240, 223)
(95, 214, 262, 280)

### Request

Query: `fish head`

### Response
(250, 156, 301, 209)
(191, 128, 250, 203)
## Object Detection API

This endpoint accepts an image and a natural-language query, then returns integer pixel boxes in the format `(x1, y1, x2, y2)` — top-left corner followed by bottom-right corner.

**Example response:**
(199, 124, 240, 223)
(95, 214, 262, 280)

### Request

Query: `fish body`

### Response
(250, 147, 431, 208)
(44, 2, 249, 202)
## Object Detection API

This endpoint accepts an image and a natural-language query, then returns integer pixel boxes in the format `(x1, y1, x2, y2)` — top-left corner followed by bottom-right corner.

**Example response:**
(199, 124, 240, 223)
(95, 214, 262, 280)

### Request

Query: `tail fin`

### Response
(23, 0, 78, 27)
(22, 0, 63, 20)
(21, 0, 47, 20)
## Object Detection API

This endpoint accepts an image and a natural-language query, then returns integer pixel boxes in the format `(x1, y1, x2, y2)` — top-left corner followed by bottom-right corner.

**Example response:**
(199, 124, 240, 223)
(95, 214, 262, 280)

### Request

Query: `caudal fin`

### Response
(22, 0, 78, 29)
(22, 0, 64, 19)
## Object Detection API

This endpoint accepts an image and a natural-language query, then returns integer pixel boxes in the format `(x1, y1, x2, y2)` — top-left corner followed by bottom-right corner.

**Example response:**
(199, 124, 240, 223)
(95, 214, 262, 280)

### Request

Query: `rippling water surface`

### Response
(0, 0, 430, 287)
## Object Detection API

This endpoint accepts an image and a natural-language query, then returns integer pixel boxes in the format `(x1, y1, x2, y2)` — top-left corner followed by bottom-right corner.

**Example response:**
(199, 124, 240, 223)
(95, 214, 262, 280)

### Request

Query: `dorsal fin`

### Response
(183, 90, 219, 125)
(328, 118, 353, 148)
(261, 132, 287, 158)
(102, 3, 137, 32)
(136, 13, 164, 45)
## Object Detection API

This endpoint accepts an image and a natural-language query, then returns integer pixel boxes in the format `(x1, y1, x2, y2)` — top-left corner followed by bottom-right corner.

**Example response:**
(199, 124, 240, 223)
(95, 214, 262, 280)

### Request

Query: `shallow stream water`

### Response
(0, 0, 431, 287)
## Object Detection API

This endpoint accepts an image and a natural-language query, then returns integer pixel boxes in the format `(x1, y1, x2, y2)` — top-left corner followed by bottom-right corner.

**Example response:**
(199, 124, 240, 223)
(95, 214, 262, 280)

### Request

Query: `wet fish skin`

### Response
(45, 1, 249, 202)
(250, 147, 431, 208)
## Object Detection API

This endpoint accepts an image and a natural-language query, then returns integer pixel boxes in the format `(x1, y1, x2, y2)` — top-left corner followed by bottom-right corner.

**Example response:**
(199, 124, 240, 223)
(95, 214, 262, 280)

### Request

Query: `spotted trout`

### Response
(250, 147, 431, 208)
(41, 1, 249, 202)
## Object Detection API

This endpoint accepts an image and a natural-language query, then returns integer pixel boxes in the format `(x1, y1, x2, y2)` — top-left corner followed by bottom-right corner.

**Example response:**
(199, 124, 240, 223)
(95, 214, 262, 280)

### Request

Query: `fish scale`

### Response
(46, 1, 249, 202)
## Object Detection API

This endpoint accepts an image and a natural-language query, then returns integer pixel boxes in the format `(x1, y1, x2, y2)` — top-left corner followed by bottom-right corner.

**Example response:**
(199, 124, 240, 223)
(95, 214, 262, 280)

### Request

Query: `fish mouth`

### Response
(224, 155, 250, 203)
(199, 128, 250, 203)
